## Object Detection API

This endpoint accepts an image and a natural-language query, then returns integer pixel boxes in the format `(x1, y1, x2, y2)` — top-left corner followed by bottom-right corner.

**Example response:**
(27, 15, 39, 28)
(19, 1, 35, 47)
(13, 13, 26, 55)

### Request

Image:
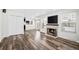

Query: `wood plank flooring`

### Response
(0, 30, 79, 50)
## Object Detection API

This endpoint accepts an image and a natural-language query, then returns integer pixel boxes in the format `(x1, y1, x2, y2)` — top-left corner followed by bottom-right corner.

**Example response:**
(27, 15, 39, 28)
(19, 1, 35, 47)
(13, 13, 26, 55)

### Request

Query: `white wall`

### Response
(8, 15, 24, 36)
(76, 12, 79, 42)
(58, 12, 77, 41)
(57, 10, 79, 42)
(0, 10, 2, 39)
(39, 10, 79, 42)
(0, 9, 24, 40)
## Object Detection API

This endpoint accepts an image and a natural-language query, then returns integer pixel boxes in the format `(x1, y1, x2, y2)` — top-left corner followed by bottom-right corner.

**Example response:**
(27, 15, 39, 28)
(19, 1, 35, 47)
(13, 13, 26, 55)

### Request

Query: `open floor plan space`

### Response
(0, 9, 79, 50)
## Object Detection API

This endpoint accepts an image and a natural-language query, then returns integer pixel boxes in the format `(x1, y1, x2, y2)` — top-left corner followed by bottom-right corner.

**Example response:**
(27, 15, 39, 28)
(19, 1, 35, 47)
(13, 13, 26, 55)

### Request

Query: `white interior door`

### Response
(8, 15, 24, 36)
(16, 16, 24, 34)
(35, 20, 41, 30)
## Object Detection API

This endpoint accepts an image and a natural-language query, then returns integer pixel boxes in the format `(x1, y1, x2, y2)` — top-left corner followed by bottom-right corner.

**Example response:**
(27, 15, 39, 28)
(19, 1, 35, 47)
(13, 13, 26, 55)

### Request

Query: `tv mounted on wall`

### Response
(48, 15, 58, 23)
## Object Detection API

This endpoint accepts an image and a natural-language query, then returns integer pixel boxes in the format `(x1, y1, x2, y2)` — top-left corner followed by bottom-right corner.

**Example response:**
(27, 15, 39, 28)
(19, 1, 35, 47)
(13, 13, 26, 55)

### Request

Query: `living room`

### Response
(0, 9, 79, 50)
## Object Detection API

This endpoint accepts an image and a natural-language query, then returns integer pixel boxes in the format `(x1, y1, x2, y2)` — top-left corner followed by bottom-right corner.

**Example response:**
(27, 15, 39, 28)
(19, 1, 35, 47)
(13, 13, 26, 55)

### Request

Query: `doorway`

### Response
(35, 19, 41, 30)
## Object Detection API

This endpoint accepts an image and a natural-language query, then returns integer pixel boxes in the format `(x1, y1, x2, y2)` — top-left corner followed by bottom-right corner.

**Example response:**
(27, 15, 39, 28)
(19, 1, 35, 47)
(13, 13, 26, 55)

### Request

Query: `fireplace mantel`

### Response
(46, 25, 58, 29)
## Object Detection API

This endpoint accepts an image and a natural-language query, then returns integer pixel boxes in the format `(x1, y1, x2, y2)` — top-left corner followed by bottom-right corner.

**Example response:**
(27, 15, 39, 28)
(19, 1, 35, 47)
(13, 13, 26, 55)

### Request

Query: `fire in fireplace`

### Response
(47, 28, 57, 37)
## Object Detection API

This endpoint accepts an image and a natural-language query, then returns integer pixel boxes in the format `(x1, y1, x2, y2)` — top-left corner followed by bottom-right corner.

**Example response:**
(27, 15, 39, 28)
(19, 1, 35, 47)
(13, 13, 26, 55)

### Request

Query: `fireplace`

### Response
(47, 28, 57, 37)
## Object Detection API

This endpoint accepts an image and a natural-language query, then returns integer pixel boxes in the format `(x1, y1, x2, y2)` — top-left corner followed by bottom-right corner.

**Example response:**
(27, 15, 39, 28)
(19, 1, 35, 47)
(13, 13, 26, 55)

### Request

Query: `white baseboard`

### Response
(76, 41, 79, 43)
(45, 33, 58, 38)
(0, 37, 4, 42)
(0, 36, 8, 42)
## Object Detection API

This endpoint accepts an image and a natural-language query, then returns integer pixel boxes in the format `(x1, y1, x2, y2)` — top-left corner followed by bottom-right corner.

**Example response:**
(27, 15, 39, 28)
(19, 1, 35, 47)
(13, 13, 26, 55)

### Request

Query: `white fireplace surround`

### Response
(46, 25, 58, 37)
(46, 25, 58, 29)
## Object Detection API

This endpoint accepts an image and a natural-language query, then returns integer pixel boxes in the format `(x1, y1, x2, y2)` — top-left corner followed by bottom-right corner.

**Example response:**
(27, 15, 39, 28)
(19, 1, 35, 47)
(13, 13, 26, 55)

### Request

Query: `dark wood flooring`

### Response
(0, 30, 79, 50)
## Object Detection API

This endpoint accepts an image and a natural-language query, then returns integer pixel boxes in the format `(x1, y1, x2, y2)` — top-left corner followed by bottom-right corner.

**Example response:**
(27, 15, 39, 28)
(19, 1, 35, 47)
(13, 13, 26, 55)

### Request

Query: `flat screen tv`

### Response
(48, 15, 58, 23)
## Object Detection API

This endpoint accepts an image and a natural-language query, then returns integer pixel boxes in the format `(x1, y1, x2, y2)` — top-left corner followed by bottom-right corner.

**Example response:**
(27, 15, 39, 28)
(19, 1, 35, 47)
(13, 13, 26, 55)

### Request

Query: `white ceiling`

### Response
(7, 9, 57, 18)
(3, 9, 78, 19)
(24, 9, 52, 18)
